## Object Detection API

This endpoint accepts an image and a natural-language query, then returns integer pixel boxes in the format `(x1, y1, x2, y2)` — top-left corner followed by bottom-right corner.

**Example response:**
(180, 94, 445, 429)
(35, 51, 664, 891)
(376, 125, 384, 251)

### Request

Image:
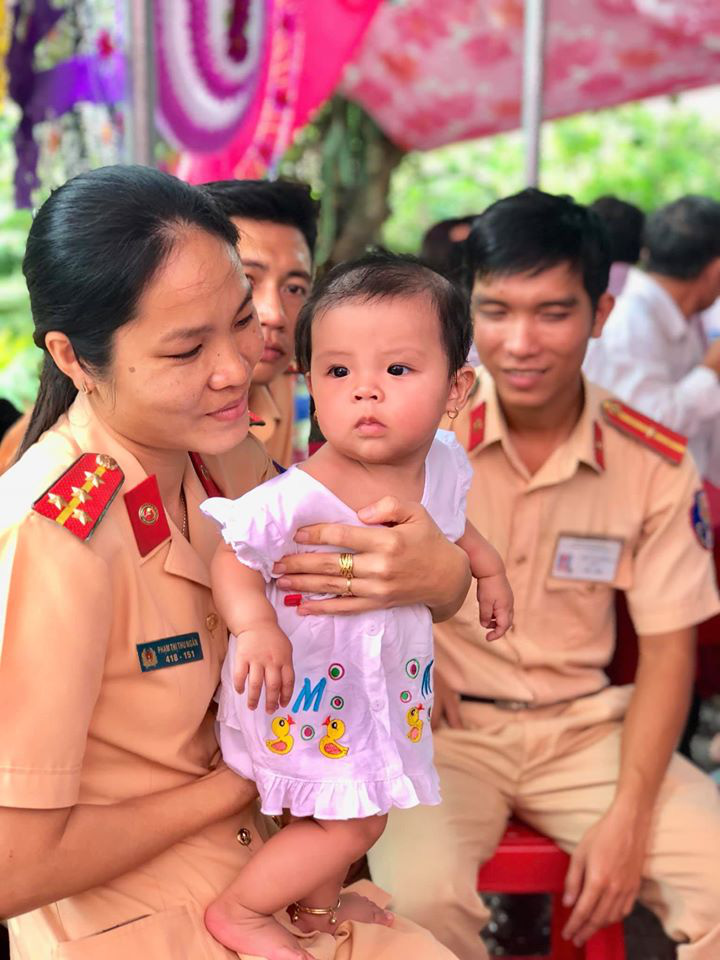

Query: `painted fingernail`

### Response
(284, 594, 302, 607)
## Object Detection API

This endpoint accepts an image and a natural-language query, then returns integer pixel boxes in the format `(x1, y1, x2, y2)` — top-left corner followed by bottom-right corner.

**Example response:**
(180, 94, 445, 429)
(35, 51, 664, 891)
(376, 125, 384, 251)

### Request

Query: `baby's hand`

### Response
(233, 624, 295, 713)
(477, 573, 514, 641)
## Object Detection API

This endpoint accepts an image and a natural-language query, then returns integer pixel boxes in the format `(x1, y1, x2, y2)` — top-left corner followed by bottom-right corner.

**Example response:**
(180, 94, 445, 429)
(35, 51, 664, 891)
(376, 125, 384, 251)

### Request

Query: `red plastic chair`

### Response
(476, 820, 626, 960)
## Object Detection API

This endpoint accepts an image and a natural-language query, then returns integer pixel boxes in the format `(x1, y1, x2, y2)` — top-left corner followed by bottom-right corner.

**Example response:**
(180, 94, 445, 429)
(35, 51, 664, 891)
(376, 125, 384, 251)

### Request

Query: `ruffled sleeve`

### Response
(200, 485, 290, 582)
(423, 429, 474, 543)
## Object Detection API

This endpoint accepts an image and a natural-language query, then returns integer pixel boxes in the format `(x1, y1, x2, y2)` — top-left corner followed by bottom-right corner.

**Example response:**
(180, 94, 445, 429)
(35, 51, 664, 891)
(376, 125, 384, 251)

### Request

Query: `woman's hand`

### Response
(273, 496, 471, 618)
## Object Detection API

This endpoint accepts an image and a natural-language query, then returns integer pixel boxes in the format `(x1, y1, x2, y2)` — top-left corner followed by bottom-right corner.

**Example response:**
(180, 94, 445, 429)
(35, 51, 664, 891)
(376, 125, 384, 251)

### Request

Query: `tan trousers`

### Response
(368, 686, 720, 960)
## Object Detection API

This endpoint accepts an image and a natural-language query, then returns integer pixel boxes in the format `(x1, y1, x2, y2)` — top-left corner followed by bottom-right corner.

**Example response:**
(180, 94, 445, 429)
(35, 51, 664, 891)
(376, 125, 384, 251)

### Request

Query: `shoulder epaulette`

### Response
(249, 411, 267, 428)
(601, 399, 687, 465)
(32, 452, 124, 541)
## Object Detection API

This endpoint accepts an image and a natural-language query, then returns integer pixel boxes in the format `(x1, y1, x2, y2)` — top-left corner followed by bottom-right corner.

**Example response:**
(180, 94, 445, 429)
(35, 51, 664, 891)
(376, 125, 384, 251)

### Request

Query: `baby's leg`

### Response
(205, 813, 389, 959)
(289, 815, 392, 935)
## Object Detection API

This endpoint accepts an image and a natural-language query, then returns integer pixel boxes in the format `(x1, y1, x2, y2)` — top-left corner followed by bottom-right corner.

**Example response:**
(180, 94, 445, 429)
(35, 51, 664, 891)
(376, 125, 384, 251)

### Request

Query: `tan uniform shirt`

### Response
(249, 372, 295, 467)
(435, 369, 720, 705)
(0, 393, 276, 955)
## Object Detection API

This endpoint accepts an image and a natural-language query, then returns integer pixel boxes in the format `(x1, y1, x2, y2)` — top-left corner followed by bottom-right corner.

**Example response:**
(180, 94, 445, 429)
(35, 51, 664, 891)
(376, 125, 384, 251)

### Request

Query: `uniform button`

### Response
(366, 621, 379, 635)
(372, 700, 384, 711)
(236, 827, 252, 846)
(206, 612, 219, 631)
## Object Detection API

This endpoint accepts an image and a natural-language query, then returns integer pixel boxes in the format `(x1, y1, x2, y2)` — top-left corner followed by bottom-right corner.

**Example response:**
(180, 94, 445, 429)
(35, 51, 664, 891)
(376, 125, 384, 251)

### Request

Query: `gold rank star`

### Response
(72, 508, 91, 525)
(71, 486, 90, 503)
(48, 493, 68, 511)
(84, 471, 104, 488)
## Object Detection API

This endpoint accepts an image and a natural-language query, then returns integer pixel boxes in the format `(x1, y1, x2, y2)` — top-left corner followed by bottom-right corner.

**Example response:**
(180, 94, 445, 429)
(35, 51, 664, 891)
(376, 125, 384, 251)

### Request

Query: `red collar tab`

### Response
(33, 452, 124, 542)
(189, 452, 225, 498)
(468, 401, 486, 451)
(248, 411, 267, 427)
(124, 475, 171, 557)
(593, 421, 605, 471)
(601, 399, 686, 465)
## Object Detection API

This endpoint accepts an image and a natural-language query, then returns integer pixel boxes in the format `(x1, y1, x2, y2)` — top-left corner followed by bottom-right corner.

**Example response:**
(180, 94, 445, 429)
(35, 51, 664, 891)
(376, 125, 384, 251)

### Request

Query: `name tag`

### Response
(551, 535, 623, 583)
(137, 633, 203, 672)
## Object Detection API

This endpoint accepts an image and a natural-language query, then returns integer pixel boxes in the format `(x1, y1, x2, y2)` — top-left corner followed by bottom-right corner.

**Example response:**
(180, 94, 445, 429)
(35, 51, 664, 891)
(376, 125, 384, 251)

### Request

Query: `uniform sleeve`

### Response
(425, 430, 474, 542)
(200, 487, 290, 582)
(0, 513, 112, 808)
(626, 456, 720, 635)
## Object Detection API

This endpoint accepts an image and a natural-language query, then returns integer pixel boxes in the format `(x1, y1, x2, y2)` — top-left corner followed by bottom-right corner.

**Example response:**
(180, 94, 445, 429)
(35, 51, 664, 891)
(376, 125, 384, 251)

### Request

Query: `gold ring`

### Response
(339, 553, 354, 578)
(343, 577, 353, 597)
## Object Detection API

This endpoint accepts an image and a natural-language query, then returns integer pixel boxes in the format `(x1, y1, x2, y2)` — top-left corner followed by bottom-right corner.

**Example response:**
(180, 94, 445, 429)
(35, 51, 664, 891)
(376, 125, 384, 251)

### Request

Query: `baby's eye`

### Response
(388, 364, 411, 377)
(329, 366, 349, 378)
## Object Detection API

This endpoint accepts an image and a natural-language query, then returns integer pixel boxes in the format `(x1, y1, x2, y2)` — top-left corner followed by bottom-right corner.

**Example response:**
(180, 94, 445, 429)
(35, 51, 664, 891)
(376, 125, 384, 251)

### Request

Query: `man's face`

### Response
(471, 262, 613, 412)
(232, 218, 313, 385)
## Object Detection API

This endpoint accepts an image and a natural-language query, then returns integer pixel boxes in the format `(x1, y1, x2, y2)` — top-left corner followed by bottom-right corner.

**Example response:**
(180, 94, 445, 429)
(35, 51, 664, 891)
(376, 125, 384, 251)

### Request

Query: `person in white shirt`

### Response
(584, 195, 720, 484)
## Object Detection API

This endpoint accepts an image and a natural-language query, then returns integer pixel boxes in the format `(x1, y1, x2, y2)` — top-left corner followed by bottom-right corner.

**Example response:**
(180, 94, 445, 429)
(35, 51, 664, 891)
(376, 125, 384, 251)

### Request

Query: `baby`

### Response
(201, 251, 513, 960)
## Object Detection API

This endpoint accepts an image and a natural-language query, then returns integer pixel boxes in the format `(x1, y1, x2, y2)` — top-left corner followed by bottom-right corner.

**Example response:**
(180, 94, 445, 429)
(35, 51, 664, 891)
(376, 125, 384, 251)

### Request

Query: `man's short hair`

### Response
(643, 195, 720, 280)
(202, 179, 319, 258)
(464, 188, 611, 308)
(589, 196, 645, 265)
(295, 249, 472, 377)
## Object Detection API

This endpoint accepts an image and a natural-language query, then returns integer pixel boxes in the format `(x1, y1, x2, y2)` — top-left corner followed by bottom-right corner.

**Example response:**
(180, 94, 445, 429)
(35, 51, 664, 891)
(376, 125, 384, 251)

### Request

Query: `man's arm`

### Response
(561, 627, 695, 947)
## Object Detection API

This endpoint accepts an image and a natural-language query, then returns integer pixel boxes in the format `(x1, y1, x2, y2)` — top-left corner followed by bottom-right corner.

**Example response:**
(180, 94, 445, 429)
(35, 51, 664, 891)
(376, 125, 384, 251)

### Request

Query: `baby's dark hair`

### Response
(295, 250, 472, 377)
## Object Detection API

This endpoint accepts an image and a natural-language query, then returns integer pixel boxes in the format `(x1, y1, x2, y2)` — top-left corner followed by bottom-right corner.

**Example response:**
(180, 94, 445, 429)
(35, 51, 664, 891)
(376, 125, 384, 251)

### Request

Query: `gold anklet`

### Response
(289, 896, 342, 926)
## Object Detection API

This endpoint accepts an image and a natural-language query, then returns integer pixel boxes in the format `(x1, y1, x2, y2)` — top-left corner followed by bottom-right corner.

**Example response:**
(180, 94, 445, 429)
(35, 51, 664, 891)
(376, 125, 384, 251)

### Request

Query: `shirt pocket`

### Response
(53, 904, 225, 960)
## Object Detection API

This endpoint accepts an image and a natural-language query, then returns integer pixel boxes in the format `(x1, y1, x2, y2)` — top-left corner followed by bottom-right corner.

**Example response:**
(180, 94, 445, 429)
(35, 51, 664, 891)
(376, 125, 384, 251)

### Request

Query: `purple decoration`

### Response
(7, 2, 125, 208)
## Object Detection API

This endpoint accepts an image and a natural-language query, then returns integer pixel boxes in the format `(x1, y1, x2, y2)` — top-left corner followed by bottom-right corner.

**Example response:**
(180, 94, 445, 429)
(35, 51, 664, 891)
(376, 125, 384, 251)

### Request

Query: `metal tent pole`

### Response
(125, 0, 156, 166)
(522, 0, 547, 187)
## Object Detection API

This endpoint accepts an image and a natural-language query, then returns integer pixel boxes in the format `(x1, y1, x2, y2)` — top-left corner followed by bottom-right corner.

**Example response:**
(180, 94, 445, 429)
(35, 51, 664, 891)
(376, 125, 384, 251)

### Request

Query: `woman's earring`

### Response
(447, 408, 460, 420)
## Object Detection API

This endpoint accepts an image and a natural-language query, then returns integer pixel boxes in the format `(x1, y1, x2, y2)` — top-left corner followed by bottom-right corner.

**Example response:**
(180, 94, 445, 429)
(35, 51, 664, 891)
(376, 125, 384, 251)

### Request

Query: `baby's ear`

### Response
(449, 365, 476, 413)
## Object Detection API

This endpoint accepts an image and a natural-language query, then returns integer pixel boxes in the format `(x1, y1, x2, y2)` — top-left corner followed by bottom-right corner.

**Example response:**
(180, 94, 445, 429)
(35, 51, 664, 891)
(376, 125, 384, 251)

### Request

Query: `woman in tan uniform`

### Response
(0, 166, 468, 959)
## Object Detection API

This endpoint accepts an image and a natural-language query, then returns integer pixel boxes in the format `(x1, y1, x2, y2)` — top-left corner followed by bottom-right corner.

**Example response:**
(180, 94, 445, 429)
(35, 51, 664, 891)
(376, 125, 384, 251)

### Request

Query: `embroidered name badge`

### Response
(137, 633, 203, 672)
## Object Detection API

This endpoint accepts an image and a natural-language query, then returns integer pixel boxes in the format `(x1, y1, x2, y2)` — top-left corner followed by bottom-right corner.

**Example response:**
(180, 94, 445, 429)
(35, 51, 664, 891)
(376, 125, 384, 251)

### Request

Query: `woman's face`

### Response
(93, 227, 264, 456)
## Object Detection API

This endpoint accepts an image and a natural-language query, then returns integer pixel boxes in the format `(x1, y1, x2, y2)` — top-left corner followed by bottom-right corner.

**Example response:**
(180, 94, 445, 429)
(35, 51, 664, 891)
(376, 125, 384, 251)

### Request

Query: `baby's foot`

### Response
(205, 899, 314, 960)
(290, 893, 394, 935)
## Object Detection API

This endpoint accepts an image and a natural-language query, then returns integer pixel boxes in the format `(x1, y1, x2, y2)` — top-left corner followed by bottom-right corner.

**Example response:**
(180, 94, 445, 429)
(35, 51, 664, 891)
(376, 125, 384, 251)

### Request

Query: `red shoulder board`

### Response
(32, 453, 124, 542)
(249, 411, 267, 427)
(468, 401, 486, 452)
(601, 399, 687, 465)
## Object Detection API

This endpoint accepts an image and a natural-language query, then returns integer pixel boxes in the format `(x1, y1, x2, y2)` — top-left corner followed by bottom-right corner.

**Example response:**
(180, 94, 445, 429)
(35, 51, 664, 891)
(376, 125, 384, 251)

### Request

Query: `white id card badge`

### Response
(551, 535, 623, 583)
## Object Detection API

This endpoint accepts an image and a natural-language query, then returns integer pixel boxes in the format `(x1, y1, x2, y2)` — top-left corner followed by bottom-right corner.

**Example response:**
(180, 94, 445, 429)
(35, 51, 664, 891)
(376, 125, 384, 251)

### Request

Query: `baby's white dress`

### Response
(201, 431, 472, 820)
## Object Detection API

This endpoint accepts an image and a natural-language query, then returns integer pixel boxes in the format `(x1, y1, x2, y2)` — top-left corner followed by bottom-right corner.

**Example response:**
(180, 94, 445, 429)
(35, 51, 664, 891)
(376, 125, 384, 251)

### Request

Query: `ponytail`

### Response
(18, 355, 77, 457)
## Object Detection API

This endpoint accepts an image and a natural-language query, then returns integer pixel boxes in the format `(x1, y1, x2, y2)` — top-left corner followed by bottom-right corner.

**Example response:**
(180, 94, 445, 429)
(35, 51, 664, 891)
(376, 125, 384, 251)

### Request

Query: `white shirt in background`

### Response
(584, 267, 720, 485)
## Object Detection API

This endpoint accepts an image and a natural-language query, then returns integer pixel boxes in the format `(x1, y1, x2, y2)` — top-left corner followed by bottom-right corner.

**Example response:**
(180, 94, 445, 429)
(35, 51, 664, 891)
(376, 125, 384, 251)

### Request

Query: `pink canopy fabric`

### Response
(174, 0, 382, 183)
(341, 0, 720, 151)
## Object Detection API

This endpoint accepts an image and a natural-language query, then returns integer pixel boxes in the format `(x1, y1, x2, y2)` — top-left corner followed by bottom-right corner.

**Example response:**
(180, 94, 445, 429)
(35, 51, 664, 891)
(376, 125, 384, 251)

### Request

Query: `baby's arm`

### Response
(456, 521, 514, 641)
(211, 542, 295, 713)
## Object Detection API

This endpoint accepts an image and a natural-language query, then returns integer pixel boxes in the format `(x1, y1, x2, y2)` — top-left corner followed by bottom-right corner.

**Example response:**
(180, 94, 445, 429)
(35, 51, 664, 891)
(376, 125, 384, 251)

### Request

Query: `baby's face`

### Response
(308, 294, 461, 464)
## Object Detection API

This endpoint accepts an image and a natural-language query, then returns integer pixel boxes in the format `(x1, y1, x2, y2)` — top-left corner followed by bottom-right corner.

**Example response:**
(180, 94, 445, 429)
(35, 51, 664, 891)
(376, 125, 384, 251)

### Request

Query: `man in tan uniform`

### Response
(369, 189, 720, 959)
(204, 179, 316, 466)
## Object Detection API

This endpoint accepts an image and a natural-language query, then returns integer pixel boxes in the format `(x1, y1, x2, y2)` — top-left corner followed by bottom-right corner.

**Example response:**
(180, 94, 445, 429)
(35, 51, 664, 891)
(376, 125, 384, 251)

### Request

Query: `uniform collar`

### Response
(469, 369, 605, 482)
(66, 393, 211, 586)
(622, 268, 687, 341)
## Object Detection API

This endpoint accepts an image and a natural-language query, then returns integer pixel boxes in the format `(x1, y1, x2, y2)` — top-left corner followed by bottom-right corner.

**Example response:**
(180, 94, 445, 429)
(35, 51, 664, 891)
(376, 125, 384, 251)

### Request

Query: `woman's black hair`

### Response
(295, 249, 472, 377)
(19, 164, 238, 456)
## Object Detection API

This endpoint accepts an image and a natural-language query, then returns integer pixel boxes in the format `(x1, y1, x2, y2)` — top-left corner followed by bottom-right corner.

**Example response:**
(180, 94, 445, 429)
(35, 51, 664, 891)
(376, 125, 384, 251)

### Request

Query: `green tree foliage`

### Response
(383, 99, 720, 253)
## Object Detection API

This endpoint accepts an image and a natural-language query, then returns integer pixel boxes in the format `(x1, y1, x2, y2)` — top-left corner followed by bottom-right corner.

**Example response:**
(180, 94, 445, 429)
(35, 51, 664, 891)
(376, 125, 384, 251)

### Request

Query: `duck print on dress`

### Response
(319, 716, 349, 759)
(406, 705, 425, 743)
(265, 715, 295, 755)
